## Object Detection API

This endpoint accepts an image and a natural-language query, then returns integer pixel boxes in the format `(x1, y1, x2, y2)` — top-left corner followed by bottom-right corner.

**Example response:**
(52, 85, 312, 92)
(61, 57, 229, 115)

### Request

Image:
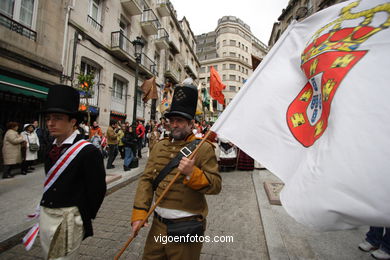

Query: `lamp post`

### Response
(132, 36, 144, 124)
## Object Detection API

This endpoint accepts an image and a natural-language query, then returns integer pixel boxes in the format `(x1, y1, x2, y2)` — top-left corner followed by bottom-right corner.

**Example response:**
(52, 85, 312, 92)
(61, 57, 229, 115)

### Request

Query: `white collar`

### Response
(53, 131, 78, 146)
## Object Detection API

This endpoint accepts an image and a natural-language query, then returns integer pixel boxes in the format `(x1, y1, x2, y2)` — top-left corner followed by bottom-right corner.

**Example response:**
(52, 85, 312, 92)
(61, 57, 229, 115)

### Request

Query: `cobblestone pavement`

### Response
(0, 170, 268, 260)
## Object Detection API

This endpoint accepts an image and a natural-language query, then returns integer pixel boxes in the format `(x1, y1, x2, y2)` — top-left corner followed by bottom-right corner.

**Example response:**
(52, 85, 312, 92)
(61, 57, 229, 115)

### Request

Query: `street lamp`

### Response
(131, 36, 144, 124)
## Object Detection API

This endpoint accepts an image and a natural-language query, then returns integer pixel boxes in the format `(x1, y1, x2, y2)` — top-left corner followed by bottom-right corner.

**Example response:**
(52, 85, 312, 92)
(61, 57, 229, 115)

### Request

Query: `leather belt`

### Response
(154, 211, 202, 225)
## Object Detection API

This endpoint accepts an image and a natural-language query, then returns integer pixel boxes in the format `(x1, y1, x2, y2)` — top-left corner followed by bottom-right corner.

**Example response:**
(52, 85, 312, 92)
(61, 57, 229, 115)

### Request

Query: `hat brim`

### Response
(164, 111, 193, 120)
(40, 108, 82, 122)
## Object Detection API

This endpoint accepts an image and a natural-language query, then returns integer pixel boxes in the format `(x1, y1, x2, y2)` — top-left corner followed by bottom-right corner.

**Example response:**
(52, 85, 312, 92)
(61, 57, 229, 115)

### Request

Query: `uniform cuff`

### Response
(131, 208, 148, 223)
(183, 166, 210, 190)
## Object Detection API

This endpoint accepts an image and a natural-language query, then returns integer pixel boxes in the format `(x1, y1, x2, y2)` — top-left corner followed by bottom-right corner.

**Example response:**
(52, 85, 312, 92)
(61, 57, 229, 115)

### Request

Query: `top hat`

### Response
(165, 84, 198, 120)
(41, 85, 80, 117)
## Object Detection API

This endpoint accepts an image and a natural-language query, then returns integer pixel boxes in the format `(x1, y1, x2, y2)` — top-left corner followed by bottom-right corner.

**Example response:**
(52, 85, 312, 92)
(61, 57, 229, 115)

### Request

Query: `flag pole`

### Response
(114, 130, 214, 260)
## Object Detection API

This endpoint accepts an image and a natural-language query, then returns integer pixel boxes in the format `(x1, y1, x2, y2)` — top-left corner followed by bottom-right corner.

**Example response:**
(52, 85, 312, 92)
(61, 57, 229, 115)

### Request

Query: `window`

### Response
(229, 40, 236, 46)
(229, 64, 236, 70)
(200, 67, 206, 73)
(213, 65, 218, 70)
(229, 52, 235, 57)
(89, 0, 101, 21)
(222, 40, 226, 46)
(229, 75, 236, 81)
(80, 60, 100, 106)
(0, 0, 38, 29)
(229, 86, 236, 92)
(112, 78, 126, 99)
(88, 0, 102, 30)
(222, 74, 226, 80)
(222, 64, 226, 70)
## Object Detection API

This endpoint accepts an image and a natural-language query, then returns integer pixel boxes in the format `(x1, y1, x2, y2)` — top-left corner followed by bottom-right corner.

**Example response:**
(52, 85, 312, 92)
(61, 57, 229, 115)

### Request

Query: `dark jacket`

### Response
(122, 131, 138, 151)
(40, 135, 106, 239)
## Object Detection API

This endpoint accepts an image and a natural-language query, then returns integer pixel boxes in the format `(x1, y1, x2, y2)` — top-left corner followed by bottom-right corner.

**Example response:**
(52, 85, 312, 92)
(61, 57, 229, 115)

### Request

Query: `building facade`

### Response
(268, 0, 347, 48)
(196, 16, 268, 121)
(0, 0, 67, 128)
(0, 0, 199, 130)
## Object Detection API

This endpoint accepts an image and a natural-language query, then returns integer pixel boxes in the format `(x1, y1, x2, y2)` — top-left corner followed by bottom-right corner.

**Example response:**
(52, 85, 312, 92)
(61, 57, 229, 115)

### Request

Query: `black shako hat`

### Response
(165, 84, 198, 120)
(41, 85, 80, 118)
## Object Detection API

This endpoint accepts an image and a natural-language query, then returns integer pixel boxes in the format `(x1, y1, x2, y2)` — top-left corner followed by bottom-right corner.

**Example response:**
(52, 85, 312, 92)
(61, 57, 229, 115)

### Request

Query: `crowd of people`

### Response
(1, 120, 52, 178)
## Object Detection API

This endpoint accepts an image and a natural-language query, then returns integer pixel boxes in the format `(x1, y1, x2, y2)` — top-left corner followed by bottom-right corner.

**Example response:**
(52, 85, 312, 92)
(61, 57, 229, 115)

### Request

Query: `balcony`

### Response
(156, 0, 171, 17)
(0, 13, 36, 40)
(168, 33, 180, 54)
(154, 28, 169, 50)
(140, 53, 157, 76)
(185, 62, 198, 79)
(87, 15, 102, 32)
(164, 62, 180, 84)
(121, 0, 143, 16)
(141, 9, 160, 36)
(110, 31, 135, 61)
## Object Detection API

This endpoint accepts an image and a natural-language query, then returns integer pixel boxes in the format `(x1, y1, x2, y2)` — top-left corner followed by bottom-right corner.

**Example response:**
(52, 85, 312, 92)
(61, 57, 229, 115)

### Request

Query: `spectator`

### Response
(2, 122, 25, 178)
(148, 125, 160, 152)
(136, 120, 145, 158)
(117, 124, 126, 159)
(122, 125, 138, 171)
(89, 121, 102, 139)
(359, 227, 390, 259)
(106, 120, 119, 169)
(21, 123, 40, 174)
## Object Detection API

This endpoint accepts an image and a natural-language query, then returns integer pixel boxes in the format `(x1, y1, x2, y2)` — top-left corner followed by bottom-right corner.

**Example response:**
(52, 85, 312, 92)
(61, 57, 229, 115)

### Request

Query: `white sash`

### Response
(23, 139, 91, 250)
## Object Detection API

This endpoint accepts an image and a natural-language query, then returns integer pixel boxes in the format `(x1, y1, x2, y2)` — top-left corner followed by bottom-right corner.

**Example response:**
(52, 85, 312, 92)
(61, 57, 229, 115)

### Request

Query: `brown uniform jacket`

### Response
(106, 126, 118, 145)
(132, 134, 221, 222)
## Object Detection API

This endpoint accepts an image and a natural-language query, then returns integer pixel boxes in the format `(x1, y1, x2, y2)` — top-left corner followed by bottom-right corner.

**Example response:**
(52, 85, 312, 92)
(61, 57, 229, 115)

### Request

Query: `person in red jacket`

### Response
(136, 120, 145, 158)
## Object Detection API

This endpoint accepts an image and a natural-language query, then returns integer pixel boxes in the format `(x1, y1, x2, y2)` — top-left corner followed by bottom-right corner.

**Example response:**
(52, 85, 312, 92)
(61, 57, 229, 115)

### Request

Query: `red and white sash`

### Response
(23, 139, 91, 250)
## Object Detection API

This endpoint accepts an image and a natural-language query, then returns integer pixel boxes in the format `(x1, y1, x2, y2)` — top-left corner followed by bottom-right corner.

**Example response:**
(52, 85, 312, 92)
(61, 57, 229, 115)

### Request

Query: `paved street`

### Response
(0, 158, 375, 260)
(0, 170, 268, 260)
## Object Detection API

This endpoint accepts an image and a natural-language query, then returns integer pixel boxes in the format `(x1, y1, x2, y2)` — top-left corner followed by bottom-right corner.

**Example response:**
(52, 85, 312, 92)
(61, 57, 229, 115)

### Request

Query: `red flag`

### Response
(209, 66, 226, 105)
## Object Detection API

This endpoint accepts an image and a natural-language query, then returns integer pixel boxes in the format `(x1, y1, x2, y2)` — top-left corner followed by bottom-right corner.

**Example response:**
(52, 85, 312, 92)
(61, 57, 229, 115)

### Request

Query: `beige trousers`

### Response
(143, 217, 203, 260)
(39, 206, 84, 260)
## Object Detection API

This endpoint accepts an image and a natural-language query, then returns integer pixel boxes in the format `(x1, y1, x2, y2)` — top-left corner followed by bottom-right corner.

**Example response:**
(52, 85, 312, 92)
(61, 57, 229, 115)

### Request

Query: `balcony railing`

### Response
(0, 13, 36, 40)
(140, 53, 156, 74)
(111, 31, 135, 58)
(156, 0, 171, 17)
(87, 15, 102, 31)
(141, 9, 160, 35)
(154, 28, 169, 50)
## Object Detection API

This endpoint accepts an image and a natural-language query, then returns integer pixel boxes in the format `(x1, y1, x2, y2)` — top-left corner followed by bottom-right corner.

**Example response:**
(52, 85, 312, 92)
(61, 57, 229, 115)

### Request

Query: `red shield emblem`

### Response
(286, 26, 371, 147)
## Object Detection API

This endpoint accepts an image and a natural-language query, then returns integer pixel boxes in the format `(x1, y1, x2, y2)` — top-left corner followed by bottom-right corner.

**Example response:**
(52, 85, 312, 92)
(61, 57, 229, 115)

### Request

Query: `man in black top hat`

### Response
(131, 84, 221, 260)
(34, 85, 106, 259)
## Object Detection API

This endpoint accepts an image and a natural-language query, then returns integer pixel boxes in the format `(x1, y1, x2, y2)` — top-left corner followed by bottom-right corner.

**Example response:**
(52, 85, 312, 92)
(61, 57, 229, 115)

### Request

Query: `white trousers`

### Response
(39, 206, 84, 260)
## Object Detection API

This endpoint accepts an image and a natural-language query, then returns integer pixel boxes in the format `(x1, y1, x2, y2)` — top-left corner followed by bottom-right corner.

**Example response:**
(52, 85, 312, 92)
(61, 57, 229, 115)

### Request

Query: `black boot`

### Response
(2, 165, 14, 178)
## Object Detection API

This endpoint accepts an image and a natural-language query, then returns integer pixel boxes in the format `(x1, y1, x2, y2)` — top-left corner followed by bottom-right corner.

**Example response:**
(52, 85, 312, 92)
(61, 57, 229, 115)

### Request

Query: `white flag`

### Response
(211, 0, 390, 230)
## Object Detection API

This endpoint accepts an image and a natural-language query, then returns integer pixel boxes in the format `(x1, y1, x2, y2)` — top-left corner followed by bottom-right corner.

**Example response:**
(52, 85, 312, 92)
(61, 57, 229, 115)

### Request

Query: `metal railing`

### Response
(141, 9, 161, 29)
(140, 52, 156, 74)
(87, 15, 103, 31)
(156, 28, 169, 40)
(111, 31, 135, 57)
(0, 13, 36, 40)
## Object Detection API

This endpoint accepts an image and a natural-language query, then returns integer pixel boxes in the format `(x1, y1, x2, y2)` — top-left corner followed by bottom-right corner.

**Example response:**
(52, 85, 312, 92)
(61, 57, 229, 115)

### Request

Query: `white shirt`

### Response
(53, 131, 78, 146)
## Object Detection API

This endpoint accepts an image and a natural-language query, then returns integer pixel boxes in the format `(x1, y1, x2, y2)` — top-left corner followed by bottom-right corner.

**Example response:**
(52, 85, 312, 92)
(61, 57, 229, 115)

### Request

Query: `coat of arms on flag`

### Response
(287, 1, 390, 147)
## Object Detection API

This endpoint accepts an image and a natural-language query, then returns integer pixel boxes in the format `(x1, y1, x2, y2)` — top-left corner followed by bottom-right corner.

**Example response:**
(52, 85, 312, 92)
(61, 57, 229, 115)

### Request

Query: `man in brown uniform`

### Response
(131, 84, 221, 260)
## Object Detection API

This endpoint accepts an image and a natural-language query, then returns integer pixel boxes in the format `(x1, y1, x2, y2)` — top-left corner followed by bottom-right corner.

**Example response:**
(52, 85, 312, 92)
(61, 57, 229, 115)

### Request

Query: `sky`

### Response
(169, 0, 290, 44)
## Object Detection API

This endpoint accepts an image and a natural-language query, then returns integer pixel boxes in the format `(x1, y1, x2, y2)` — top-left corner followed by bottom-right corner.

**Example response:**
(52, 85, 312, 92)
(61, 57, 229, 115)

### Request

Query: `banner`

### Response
(211, 0, 390, 230)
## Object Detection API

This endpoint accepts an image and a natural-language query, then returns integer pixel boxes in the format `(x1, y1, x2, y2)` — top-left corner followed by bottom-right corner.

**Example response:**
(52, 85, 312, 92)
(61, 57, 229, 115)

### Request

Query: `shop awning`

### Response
(0, 74, 48, 99)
